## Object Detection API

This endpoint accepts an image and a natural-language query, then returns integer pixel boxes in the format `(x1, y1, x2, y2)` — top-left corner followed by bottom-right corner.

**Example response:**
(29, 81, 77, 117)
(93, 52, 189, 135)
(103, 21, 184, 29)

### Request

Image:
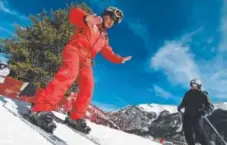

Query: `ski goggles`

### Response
(0, 64, 7, 69)
(106, 9, 123, 24)
(191, 83, 200, 88)
(113, 9, 123, 23)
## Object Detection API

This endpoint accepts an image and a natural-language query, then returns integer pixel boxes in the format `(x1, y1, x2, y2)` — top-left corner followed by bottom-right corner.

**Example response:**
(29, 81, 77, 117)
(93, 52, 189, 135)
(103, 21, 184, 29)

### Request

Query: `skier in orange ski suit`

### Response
(30, 6, 132, 133)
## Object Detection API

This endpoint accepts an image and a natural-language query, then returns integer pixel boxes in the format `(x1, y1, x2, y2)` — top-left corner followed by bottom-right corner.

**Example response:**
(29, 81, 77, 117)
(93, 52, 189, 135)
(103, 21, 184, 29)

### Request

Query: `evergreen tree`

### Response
(0, 2, 93, 95)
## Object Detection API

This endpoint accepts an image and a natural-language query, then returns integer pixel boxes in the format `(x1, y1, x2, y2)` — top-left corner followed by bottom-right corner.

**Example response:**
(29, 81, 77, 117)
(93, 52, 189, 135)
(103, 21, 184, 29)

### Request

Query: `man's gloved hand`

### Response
(199, 104, 214, 116)
(200, 109, 207, 116)
(199, 106, 209, 116)
(207, 103, 214, 114)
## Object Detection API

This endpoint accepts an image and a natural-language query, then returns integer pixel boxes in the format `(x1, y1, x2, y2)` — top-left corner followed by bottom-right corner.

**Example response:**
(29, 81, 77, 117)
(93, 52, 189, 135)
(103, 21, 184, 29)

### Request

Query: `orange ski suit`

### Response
(31, 7, 124, 120)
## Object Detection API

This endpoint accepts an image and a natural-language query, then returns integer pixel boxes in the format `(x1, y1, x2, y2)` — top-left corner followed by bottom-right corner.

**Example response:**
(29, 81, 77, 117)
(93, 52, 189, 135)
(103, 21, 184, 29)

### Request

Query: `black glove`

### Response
(199, 105, 209, 116)
(207, 103, 214, 113)
(200, 109, 207, 116)
(199, 104, 214, 116)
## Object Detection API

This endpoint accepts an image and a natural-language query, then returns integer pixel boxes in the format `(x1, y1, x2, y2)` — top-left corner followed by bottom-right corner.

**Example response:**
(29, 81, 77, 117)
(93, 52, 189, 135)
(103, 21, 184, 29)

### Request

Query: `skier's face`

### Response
(191, 84, 199, 90)
(103, 15, 114, 29)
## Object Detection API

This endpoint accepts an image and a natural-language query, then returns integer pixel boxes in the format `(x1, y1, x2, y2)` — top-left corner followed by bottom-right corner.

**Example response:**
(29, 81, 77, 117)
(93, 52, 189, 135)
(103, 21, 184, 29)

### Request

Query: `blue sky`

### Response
(1, 0, 227, 111)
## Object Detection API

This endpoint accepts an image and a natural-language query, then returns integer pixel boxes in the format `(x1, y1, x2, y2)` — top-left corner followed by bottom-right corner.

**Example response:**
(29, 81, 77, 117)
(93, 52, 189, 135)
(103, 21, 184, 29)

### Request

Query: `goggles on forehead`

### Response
(112, 9, 123, 23)
(0, 64, 7, 69)
(191, 83, 199, 88)
(105, 7, 123, 24)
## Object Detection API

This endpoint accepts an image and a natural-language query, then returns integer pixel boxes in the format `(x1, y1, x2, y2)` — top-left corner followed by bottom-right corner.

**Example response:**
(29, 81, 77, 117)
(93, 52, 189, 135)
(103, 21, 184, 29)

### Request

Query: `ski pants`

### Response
(32, 46, 94, 120)
(182, 113, 211, 145)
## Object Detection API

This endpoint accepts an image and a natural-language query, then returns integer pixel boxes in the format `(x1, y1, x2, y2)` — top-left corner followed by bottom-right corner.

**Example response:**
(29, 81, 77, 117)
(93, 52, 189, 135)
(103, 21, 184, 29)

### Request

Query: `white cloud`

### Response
(153, 84, 175, 99)
(219, 1, 227, 52)
(181, 26, 205, 43)
(151, 41, 201, 88)
(150, 3, 227, 100)
(0, 26, 13, 35)
(199, 58, 227, 99)
(0, 1, 28, 20)
(150, 35, 227, 100)
(114, 95, 129, 105)
(201, 2, 227, 99)
(126, 20, 152, 51)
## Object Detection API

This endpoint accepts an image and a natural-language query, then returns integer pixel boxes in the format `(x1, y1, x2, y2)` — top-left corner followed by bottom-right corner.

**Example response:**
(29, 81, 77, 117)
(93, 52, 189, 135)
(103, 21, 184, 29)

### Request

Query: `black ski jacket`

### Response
(178, 89, 212, 117)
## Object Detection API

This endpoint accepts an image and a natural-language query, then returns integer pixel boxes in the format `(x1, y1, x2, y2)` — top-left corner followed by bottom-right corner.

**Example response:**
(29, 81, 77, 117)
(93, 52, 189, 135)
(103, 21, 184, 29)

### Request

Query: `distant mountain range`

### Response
(88, 102, 227, 145)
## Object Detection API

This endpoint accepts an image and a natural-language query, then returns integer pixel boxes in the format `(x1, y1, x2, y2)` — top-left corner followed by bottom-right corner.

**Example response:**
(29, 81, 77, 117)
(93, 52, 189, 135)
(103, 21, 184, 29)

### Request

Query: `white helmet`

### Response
(0, 61, 8, 69)
(190, 78, 202, 88)
(103, 6, 124, 24)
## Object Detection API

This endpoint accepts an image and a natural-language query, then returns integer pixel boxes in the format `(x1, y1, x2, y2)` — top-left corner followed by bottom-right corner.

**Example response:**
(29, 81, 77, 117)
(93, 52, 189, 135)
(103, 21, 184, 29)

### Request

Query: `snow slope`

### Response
(0, 96, 161, 145)
(0, 104, 52, 145)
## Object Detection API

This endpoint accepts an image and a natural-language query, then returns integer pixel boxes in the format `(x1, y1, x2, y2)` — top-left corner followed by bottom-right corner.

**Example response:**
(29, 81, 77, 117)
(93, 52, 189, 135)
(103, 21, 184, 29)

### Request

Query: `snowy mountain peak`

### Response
(138, 103, 178, 116)
(108, 102, 227, 145)
(137, 101, 227, 115)
(214, 102, 227, 110)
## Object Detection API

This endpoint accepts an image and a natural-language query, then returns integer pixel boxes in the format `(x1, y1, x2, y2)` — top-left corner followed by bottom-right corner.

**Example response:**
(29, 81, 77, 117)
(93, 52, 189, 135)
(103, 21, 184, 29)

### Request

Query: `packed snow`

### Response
(0, 96, 161, 145)
(0, 104, 52, 145)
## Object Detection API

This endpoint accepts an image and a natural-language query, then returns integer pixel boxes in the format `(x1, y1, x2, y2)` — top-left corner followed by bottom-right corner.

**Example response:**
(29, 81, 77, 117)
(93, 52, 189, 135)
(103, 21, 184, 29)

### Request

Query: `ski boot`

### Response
(28, 111, 57, 133)
(65, 117, 91, 134)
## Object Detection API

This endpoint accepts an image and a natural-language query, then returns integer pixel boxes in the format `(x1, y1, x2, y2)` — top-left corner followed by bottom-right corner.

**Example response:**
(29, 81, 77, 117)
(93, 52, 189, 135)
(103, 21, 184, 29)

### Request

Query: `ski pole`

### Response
(203, 116, 227, 145)
(178, 111, 183, 123)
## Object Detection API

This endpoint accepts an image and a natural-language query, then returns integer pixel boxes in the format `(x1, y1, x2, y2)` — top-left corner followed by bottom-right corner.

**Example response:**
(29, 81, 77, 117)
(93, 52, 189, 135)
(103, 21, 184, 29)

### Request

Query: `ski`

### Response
(2, 104, 68, 145)
(52, 114, 101, 145)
